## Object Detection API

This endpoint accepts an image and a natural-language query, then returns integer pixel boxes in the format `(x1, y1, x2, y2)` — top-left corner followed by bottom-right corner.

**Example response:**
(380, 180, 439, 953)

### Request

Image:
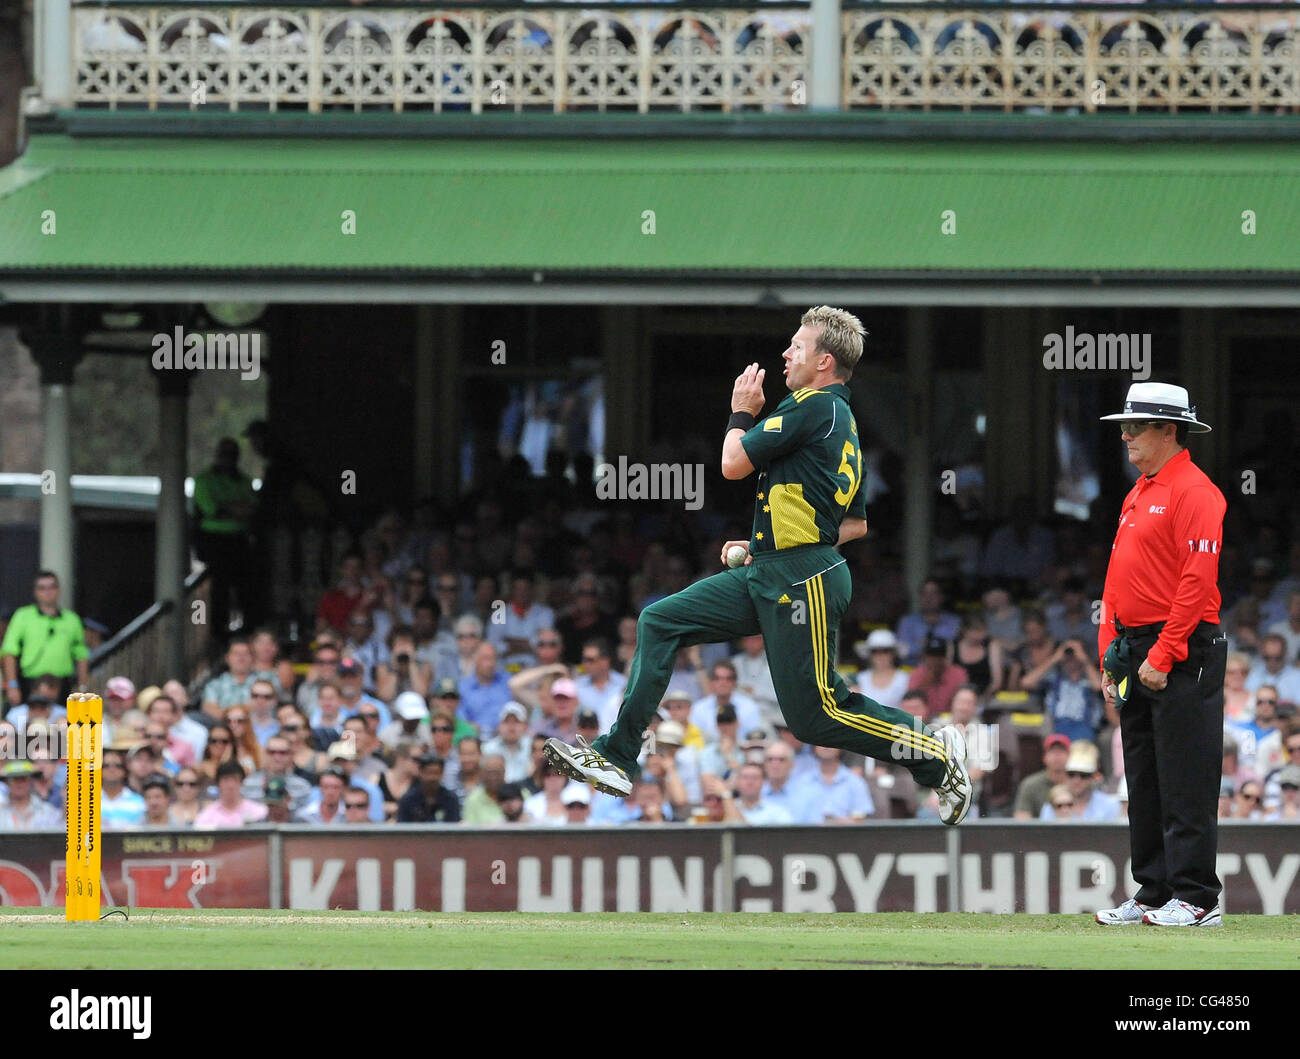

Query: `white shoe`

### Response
(933, 725, 972, 826)
(544, 735, 632, 798)
(1142, 899, 1222, 927)
(1095, 897, 1158, 926)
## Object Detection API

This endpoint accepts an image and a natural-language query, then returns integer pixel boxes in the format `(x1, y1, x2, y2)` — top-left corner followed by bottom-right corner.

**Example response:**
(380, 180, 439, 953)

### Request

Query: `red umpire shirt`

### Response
(1098, 448, 1226, 673)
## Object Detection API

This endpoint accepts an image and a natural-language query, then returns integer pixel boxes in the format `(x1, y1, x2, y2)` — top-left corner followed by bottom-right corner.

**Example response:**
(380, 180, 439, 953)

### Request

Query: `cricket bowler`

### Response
(546, 306, 972, 824)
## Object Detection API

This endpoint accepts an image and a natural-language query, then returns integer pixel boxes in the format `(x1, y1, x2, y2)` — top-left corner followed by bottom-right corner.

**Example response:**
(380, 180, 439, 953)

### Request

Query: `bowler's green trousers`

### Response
(592, 543, 948, 787)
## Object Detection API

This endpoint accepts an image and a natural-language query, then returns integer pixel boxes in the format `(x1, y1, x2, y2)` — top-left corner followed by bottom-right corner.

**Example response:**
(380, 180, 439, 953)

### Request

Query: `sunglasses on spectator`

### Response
(431, 725, 454, 733)
(1257, 696, 1278, 705)
(345, 801, 369, 810)
(146, 733, 168, 741)
(250, 691, 275, 699)
(281, 724, 303, 732)
(1287, 742, 1300, 755)
(268, 748, 291, 755)
(1240, 792, 1261, 801)
(360, 711, 380, 720)
(175, 779, 199, 787)
(209, 737, 232, 745)
(1066, 771, 1093, 779)
(537, 640, 560, 647)
(1053, 800, 1074, 809)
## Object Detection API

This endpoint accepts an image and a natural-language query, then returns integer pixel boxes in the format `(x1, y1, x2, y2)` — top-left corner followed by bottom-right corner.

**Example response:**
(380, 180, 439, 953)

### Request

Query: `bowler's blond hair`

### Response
(801, 306, 867, 380)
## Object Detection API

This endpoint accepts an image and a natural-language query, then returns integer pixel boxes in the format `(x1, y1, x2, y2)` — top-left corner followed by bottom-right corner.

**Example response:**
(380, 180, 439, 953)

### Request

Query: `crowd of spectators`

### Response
(3, 482, 1299, 828)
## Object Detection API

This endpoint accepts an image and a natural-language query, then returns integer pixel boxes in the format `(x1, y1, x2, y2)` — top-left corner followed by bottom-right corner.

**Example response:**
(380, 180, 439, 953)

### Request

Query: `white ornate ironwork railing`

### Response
(71, 3, 1300, 113)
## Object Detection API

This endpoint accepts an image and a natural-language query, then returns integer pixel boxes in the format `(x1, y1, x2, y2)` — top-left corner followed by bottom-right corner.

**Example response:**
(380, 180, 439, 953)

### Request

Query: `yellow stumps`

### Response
(65, 693, 102, 922)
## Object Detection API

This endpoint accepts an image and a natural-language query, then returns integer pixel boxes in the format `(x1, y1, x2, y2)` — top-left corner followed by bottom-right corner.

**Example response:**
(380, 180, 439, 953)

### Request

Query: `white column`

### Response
(40, 381, 76, 608)
(810, 0, 843, 111)
(39, 0, 76, 108)
(902, 307, 933, 607)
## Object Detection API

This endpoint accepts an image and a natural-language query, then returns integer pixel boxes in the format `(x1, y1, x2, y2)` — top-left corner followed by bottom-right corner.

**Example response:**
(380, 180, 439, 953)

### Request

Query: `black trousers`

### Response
(196, 531, 262, 644)
(1119, 622, 1227, 910)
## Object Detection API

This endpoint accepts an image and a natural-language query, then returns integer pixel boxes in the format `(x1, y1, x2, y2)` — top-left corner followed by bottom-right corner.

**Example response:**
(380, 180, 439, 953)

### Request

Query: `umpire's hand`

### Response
(1138, 658, 1168, 691)
(732, 362, 766, 416)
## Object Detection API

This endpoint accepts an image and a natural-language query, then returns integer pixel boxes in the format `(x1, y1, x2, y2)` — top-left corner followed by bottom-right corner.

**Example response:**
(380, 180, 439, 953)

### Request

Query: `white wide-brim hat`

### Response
(1099, 382, 1211, 433)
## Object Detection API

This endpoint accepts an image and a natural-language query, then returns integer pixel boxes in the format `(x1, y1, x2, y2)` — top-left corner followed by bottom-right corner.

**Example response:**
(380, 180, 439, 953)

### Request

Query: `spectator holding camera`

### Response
(1020, 637, 1104, 744)
(375, 624, 432, 702)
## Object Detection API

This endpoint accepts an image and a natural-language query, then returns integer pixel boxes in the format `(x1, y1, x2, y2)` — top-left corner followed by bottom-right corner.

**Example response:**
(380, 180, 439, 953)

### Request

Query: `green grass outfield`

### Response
(2, 909, 1298, 969)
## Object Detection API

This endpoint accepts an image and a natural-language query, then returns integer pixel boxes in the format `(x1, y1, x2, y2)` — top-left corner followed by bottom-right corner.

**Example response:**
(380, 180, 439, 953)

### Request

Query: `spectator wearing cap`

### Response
(1021, 637, 1104, 744)
(1226, 685, 1285, 782)
(1264, 763, 1300, 820)
(196, 761, 268, 828)
(649, 720, 702, 805)
(690, 661, 762, 743)
(431, 678, 475, 736)
(496, 782, 527, 823)
(537, 677, 580, 741)
(1245, 634, 1300, 701)
(792, 746, 874, 823)
(462, 753, 510, 824)
(1, 570, 89, 708)
(147, 693, 205, 764)
(1014, 733, 1072, 819)
(321, 739, 385, 822)
(200, 638, 259, 718)
(734, 761, 793, 825)
(379, 691, 433, 753)
(523, 760, 569, 826)
(375, 624, 433, 703)
(126, 741, 163, 796)
(396, 754, 461, 822)
(853, 629, 909, 710)
(487, 569, 556, 669)
(576, 638, 627, 734)
(100, 676, 137, 745)
(458, 642, 512, 736)
(1038, 742, 1119, 821)
(895, 579, 962, 667)
(141, 775, 174, 828)
(732, 633, 779, 724)
(660, 690, 705, 750)
(698, 704, 745, 781)
(1262, 721, 1300, 806)
(0, 761, 62, 830)
(298, 767, 349, 825)
(561, 782, 594, 826)
(482, 702, 533, 783)
(242, 735, 314, 813)
(906, 638, 968, 722)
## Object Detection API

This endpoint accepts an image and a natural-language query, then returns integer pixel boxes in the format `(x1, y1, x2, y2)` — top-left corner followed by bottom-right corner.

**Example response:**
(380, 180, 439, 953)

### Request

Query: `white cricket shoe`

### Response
(1095, 898, 1158, 926)
(544, 735, 632, 798)
(933, 725, 973, 826)
(1142, 899, 1222, 927)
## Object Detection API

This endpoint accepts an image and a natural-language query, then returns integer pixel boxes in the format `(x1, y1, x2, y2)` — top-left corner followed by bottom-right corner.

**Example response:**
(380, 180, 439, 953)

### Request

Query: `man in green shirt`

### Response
(2, 570, 89, 709)
(193, 437, 260, 646)
(461, 754, 509, 825)
(547, 307, 972, 825)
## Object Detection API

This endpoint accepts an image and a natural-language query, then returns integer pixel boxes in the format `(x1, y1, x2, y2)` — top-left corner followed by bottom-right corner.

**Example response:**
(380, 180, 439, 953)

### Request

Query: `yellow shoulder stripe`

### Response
(794, 388, 827, 403)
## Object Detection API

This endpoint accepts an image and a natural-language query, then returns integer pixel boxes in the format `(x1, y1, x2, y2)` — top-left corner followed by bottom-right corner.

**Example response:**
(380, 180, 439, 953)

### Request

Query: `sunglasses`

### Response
(209, 737, 232, 745)
(360, 712, 380, 720)
(1240, 792, 1261, 801)
(282, 724, 303, 732)
(1066, 771, 1093, 779)
(1286, 744, 1300, 755)
(250, 692, 275, 699)
(1119, 421, 1158, 436)
(175, 780, 199, 787)
(1052, 801, 1074, 809)
(345, 802, 369, 810)
(431, 725, 454, 733)
(537, 640, 560, 647)
(1257, 697, 1278, 705)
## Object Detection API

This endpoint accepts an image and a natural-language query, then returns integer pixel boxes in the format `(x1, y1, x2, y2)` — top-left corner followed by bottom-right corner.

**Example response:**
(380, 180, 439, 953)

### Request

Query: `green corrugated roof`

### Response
(3, 134, 1300, 277)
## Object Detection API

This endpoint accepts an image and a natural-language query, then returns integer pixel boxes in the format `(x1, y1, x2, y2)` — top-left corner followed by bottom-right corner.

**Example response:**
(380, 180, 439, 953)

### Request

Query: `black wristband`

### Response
(727, 411, 756, 433)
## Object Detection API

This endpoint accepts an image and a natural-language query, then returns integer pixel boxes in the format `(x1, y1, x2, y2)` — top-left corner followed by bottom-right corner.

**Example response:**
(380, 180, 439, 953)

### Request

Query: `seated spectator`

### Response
(1045, 783, 1076, 822)
(522, 735, 551, 796)
(895, 580, 961, 666)
(309, 681, 348, 749)
(380, 692, 433, 752)
(195, 761, 268, 828)
(537, 678, 580, 741)
(244, 678, 281, 746)
(1266, 589, 1300, 663)
(793, 746, 874, 823)
(1226, 597, 1262, 659)
(508, 660, 570, 718)
(148, 692, 206, 762)
(224, 706, 263, 775)
(562, 783, 594, 826)
(1038, 741, 1119, 821)
(1218, 776, 1235, 819)
(323, 739, 384, 821)
(462, 754, 509, 824)
(429, 712, 463, 789)
(440, 615, 484, 683)
(1264, 764, 1300, 820)
(661, 690, 705, 749)
(482, 702, 534, 783)
(126, 742, 163, 796)
(897, 688, 929, 721)
(691, 661, 762, 742)
(906, 637, 968, 722)
(0, 760, 62, 830)
(26, 731, 63, 808)
(396, 753, 461, 823)
(316, 554, 368, 639)
(1246, 635, 1300, 701)
(760, 741, 808, 821)
(3, 691, 65, 734)
(631, 776, 672, 823)
(651, 720, 702, 805)
(200, 637, 259, 719)
(981, 587, 1024, 651)
(169, 767, 203, 826)
(690, 775, 745, 824)
(411, 596, 443, 671)
(1045, 577, 1095, 646)
(458, 641, 512, 735)
(1223, 651, 1255, 724)
(732, 760, 793, 825)
(523, 760, 569, 826)
(952, 616, 1005, 699)
(1020, 638, 1103, 744)
(497, 782, 527, 824)
(575, 708, 601, 747)
(298, 767, 348, 825)
(487, 569, 556, 668)
(1014, 733, 1071, 819)
(295, 642, 342, 719)
(1227, 686, 1286, 781)
(1262, 721, 1300, 801)
(939, 684, 996, 813)
(1007, 609, 1056, 693)
(853, 629, 909, 710)
(343, 786, 374, 825)
(249, 627, 290, 698)
(374, 624, 432, 703)
(732, 634, 779, 724)
(1228, 778, 1265, 820)
(576, 638, 627, 733)
(698, 704, 745, 781)
(378, 739, 420, 819)
(557, 575, 617, 665)
(342, 713, 387, 783)
(100, 676, 137, 745)
(195, 723, 238, 797)
(279, 705, 327, 781)
(242, 735, 313, 813)
(665, 645, 708, 703)
(141, 774, 174, 828)
(454, 735, 483, 803)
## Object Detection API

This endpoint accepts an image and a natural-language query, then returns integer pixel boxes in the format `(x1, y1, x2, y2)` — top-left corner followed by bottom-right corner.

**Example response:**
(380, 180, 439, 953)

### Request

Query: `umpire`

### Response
(1095, 383, 1227, 928)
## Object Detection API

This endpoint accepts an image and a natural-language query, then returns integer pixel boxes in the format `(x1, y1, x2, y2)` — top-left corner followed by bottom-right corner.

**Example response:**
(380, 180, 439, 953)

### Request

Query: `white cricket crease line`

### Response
(790, 558, 846, 586)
